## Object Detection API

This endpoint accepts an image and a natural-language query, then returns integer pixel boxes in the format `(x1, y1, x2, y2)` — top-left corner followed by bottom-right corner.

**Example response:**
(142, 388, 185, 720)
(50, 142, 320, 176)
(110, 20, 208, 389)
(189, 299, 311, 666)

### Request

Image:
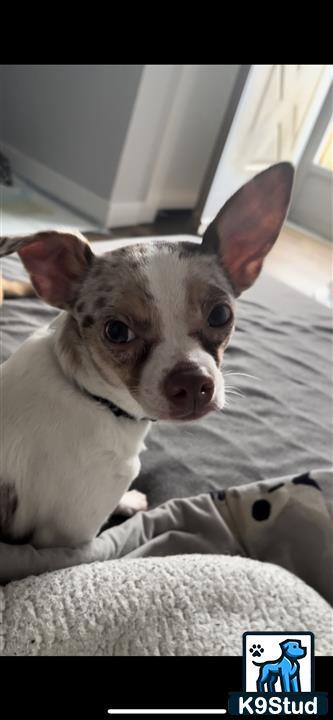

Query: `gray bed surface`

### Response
(1, 251, 332, 508)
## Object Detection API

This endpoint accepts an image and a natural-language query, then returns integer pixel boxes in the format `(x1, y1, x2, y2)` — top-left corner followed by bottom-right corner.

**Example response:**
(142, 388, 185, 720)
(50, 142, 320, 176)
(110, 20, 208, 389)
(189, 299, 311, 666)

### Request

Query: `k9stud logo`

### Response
(228, 632, 328, 716)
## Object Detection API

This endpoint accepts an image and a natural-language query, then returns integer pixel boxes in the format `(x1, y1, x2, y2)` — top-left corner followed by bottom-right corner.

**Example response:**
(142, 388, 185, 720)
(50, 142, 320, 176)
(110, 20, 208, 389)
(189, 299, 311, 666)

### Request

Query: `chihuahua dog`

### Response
(0, 163, 294, 548)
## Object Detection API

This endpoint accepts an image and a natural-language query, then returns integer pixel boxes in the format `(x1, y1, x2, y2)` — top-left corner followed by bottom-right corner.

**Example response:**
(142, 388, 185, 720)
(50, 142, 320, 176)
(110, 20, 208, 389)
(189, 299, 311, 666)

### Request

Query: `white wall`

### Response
(0, 65, 143, 225)
(1, 65, 241, 229)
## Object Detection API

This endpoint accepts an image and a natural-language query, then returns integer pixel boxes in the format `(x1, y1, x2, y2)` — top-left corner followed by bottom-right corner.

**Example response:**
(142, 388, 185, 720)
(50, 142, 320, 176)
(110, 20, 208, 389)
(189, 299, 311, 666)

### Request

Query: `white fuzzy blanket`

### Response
(1, 555, 332, 656)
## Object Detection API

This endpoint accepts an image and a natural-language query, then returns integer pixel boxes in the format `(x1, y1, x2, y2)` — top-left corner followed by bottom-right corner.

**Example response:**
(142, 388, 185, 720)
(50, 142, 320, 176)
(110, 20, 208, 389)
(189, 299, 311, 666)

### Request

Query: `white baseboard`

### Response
(3, 142, 158, 229)
(107, 201, 156, 228)
(285, 220, 332, 248)
(2, 142, 111, 226)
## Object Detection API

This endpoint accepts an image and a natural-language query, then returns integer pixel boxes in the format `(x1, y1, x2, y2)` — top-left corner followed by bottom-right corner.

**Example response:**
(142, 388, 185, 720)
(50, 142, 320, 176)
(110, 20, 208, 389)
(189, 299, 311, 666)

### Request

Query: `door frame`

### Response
(289, 82, 333, 241)
(191, 65, 251, 233)
(197, 64, 333, 234)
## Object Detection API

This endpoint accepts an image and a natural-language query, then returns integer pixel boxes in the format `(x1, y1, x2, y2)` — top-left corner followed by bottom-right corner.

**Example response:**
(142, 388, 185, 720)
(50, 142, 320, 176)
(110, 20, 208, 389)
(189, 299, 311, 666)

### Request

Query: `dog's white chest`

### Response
(1, 328, 149, 547)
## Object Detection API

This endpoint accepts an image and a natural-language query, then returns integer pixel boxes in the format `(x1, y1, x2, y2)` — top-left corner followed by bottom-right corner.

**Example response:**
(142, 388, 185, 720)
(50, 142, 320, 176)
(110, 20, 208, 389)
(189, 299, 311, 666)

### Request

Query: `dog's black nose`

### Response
(163, 363, 214, 418)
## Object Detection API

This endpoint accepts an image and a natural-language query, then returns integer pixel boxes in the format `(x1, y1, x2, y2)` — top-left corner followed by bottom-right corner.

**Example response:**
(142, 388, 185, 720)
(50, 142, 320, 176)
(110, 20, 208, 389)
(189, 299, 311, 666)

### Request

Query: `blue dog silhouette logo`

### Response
(244, 632, 312, 693)
(252, 638, 307, 693)
(228, 632, 328, 716)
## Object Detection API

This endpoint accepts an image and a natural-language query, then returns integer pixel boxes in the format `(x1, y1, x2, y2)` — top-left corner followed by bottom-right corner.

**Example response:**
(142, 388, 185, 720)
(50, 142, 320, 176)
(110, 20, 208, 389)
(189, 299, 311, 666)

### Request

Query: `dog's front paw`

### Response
(115, 490, 148, 517)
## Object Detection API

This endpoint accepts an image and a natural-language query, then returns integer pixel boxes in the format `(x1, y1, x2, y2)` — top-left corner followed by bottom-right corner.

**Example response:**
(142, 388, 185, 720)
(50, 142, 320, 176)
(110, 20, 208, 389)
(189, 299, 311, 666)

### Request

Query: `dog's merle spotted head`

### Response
(2, 163, 294, 421)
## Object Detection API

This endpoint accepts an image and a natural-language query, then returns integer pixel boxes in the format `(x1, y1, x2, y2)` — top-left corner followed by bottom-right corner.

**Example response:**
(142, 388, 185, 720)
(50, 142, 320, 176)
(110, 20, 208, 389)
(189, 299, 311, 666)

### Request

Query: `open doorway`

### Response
(197, 65, 332, 305)
(199, 65, 332, 232)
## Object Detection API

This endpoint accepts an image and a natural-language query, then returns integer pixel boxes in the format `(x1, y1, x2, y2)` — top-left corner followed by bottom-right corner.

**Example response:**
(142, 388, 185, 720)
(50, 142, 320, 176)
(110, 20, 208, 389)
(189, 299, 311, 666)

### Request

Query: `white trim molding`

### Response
(107, 65, 182, 227)
(107, 201, 157, 228)
(108, 65, 241, 228)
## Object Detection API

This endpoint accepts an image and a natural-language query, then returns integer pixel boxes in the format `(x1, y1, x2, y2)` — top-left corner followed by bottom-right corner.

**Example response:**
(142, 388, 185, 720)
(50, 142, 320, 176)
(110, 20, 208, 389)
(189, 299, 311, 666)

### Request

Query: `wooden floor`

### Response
(264, 224, 333, 304)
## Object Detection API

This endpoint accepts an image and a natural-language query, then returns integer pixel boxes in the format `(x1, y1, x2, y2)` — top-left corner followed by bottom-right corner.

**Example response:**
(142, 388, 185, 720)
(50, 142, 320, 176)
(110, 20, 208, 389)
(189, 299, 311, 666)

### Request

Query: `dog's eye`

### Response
(104, 320, 136, 343)
(208, 304, 232, 327)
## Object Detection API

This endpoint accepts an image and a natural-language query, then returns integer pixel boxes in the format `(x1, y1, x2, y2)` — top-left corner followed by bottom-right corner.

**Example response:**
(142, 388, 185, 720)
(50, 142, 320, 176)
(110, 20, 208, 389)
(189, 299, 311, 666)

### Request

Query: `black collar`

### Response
(84, 389, 155, 422)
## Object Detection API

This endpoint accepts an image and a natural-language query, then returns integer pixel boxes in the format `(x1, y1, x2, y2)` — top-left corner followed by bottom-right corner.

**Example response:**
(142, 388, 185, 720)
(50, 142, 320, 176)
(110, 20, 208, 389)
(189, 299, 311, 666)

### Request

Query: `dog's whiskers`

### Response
(224, 371, 260, 382)
(224, 383, 246, 405)
(224, 383, 245, 396)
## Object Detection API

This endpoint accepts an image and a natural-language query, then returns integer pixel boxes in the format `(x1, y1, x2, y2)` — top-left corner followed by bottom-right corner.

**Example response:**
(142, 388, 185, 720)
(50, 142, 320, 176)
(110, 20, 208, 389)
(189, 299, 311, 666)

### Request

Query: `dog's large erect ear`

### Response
(201, 162, 294, 296)
(0, 230, 94, 309)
